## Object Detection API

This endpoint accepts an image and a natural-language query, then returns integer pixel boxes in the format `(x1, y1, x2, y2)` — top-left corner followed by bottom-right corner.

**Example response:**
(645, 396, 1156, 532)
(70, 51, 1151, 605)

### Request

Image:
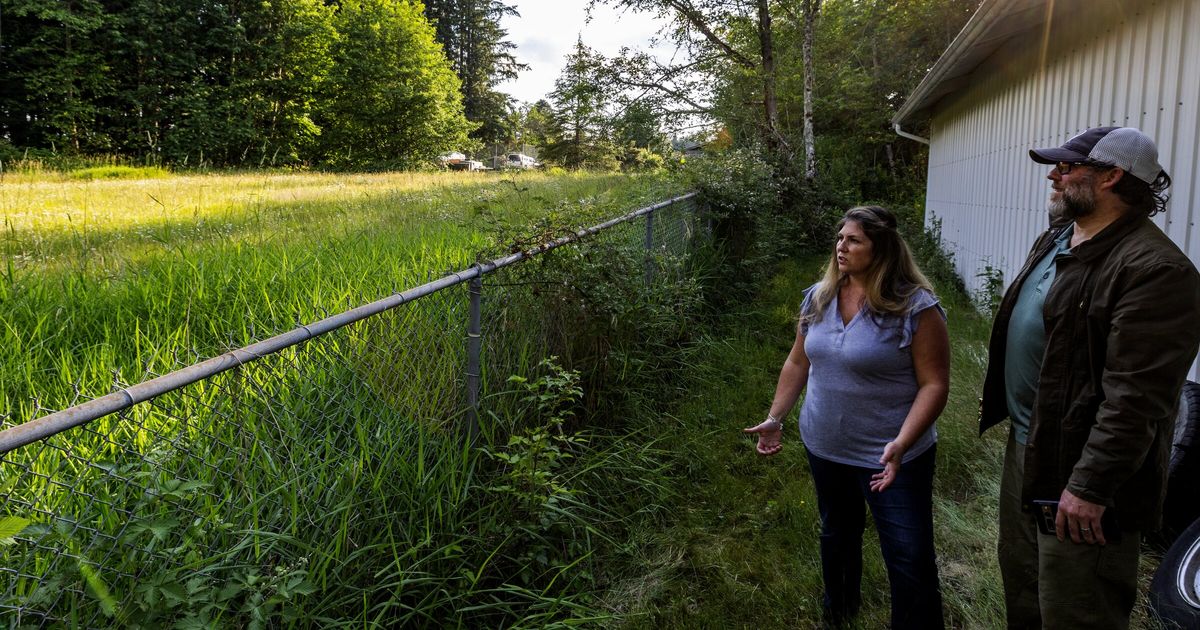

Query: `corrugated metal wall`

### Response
(925, 0, 1200, 379)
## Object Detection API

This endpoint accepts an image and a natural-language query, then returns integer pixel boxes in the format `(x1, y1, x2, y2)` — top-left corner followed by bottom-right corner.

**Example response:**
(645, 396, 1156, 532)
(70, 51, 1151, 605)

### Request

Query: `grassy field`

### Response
(1, 167, 702, 626)
(0, 169, 679, 421)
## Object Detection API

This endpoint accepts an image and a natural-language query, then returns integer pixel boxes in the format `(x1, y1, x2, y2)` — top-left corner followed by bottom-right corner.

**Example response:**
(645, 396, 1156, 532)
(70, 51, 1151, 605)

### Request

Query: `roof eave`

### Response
(892, 0, 1023, 126)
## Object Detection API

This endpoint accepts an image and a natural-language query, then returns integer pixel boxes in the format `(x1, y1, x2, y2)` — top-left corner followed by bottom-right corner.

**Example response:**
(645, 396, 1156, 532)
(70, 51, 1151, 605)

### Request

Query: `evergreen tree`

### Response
(513, 99, 555, 150)
(422, 0, 525, 145)
(220, 0, 336, 165)
(103, 0, 244, 163)
(0, 0, 335, 165)
(542, 38, 617, 170)
(613, 101, 667, 169)
(613, 101, 664, 151)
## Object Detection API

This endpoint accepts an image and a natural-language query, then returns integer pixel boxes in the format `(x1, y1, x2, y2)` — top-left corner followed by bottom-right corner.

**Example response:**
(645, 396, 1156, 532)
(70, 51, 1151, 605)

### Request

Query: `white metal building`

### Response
(894, 0, 1200, 378)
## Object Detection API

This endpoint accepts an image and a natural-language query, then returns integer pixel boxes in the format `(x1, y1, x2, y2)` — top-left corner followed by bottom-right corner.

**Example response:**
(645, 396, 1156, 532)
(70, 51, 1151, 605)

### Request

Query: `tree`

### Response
(0, 0, 336, 166)
(613, 101, 664, 151)
(0, 0, 117, 152)
(116, 0, 335, 165)
(318, 0, 475, 170)
(801, 0, 821, 182)
(541, 38, 617, 170)
(510, 99, 555, 150)
(612, 101, 666, 170)
(215, 0, 336, 165)
(800, 0, 977, 199)
(103, 0, 250, 163)
(2, 0, 467, 169)
(422, 0, 526, 146)
(592, 0, 785, 152)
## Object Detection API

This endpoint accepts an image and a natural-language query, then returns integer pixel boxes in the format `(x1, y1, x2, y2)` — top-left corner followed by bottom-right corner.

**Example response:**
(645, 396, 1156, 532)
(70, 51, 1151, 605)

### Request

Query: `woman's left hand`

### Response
(870, 441, 905, 492)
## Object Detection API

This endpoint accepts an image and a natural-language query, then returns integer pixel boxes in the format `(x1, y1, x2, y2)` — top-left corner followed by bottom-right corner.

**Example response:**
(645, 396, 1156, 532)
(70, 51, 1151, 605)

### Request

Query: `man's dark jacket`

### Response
(980, 210, 1200, 531)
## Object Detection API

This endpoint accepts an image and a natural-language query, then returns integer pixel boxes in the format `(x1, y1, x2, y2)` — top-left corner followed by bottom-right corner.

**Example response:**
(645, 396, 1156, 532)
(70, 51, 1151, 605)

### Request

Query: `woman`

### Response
(745, 205, 949, 629)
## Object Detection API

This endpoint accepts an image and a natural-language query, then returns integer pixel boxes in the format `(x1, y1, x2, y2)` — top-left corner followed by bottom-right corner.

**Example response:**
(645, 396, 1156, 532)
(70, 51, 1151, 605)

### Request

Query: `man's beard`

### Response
(1049, 176, 1096, 221)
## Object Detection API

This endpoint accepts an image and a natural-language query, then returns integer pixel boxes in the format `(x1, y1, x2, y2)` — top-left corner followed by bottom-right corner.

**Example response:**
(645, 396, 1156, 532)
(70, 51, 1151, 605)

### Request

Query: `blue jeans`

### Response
(806, 445, 944, 630)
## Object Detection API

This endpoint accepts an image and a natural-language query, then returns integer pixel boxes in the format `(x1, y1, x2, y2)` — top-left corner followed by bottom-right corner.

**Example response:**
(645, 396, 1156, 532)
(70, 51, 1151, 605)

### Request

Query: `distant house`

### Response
(893, 0, 1200, 378)
(672, 139, 706, 158)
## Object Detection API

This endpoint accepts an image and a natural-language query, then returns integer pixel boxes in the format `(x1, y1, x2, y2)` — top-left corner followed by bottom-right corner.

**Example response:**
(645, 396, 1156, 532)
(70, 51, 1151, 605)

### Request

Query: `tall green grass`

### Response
(1, 170, 702, 626)
(66, 166, 171, 181)
(0, 170, 678, 421)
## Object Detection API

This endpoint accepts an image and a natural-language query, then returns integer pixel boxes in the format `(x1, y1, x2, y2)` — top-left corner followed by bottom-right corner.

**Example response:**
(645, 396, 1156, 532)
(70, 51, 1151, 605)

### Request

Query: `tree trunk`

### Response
(802, 0, 821, 183)
(756, 0, 780, 152)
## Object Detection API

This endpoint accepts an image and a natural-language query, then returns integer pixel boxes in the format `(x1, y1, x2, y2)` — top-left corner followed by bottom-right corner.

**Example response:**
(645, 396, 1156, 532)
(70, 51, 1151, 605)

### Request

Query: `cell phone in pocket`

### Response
(1031, 499, 1122, 543)
(1032, 500, 1058, 535)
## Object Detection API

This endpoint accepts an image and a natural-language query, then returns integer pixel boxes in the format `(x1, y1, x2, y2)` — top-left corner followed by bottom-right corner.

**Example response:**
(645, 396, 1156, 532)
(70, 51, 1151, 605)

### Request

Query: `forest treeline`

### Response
(0, 0, 519, 170)
(1, 0, 981, 190)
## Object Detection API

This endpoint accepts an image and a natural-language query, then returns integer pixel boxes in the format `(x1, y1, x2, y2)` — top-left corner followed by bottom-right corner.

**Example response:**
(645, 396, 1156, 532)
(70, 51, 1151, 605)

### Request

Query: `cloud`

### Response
(516, 37, 568, 66)
(497, 0, 670, 104)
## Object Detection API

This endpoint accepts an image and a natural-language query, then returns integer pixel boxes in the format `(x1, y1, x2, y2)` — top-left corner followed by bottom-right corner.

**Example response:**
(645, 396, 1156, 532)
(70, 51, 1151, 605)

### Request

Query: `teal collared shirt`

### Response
(1005, 226, 1073, 444)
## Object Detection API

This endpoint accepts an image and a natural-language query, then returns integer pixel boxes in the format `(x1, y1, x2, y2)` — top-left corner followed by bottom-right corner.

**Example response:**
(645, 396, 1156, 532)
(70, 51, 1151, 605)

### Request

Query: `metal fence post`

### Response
(644, 206, 656, 284)
(465, 273, 483, 439)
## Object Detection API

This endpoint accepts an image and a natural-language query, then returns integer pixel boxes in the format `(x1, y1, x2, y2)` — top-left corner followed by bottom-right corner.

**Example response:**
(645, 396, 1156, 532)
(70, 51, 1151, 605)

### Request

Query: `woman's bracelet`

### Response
(765, 413, 782, 431)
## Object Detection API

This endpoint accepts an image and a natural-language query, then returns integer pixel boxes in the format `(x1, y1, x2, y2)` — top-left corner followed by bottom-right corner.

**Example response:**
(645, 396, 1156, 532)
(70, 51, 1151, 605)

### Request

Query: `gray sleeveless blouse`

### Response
(798, 284, 945, 468)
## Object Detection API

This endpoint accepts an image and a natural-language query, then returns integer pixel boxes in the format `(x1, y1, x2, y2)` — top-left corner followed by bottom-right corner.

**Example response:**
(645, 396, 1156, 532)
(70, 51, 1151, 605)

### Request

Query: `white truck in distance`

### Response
(505, 153, 539, 169)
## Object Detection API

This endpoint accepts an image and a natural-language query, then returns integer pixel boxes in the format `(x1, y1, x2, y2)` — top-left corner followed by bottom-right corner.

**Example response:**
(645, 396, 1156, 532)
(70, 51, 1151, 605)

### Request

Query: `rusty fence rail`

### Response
(0, 192, 700, 627)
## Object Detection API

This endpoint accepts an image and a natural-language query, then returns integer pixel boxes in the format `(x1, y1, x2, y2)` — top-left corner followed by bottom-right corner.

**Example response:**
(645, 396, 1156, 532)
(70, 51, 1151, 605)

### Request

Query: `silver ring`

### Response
(1080, 527, 1092, 533)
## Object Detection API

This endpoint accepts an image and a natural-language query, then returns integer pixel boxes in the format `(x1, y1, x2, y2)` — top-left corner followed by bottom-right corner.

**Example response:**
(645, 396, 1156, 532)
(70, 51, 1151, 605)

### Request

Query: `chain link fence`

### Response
(0, 193, 701, 627)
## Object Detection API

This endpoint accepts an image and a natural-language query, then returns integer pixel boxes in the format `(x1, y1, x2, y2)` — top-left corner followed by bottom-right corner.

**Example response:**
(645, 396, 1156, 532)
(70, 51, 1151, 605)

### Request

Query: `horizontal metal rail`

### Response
(0, 192, 697, 455)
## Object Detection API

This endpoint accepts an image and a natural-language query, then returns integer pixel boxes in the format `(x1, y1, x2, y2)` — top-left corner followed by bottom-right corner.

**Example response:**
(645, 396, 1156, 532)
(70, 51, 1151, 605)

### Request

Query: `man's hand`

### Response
(1055, 489, 1108, 545)
(743, 419, 783, 456)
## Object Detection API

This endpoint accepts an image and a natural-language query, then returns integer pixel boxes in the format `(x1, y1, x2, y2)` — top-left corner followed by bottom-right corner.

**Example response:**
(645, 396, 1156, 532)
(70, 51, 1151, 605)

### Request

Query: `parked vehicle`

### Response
(505, 153, 539, 169)
(1152, 516, 1200, 628)
(1150, 380, 1200, 627)
(438, 152, 484, 171)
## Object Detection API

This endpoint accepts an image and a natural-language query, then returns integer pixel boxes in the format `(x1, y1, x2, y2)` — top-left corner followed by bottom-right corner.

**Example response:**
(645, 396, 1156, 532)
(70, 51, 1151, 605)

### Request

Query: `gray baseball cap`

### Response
(1030, 126, 1166, 184)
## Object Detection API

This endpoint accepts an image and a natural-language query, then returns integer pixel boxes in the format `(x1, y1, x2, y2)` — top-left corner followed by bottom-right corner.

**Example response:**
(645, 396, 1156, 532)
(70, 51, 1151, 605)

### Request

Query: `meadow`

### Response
(0, 168, 680, 421)
(1, 167, 703, 626)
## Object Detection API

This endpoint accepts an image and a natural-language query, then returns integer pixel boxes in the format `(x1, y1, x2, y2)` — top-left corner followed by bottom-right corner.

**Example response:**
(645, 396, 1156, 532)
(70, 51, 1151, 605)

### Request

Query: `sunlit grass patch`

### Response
(67, 166, 171, 181)
(0, 169, 679, 419)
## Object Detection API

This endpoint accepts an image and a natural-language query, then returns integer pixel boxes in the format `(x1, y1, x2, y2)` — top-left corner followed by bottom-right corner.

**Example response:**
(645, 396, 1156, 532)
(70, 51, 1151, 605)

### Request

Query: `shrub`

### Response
(621, 147, 666, 172)
(901, 213, 968, 298)
(680, 147, 848, 303)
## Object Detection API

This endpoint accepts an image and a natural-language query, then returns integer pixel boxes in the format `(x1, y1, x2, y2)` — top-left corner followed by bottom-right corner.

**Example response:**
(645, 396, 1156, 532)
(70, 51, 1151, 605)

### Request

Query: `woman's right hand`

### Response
(743, 419, 783, 456)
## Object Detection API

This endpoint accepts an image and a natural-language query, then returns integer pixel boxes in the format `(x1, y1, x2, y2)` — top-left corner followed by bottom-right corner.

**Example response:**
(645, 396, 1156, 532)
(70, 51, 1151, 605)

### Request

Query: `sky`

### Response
(495, 1, 673, 105)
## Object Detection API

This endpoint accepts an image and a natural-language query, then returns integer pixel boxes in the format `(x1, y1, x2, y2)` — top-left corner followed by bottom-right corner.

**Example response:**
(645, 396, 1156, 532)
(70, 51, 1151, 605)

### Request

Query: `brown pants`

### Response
(997, 429, 1142, 629)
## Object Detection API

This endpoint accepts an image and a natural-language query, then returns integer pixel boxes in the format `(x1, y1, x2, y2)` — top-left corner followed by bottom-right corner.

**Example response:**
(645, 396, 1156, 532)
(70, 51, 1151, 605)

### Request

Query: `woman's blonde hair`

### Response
(801, 205, 933, 327)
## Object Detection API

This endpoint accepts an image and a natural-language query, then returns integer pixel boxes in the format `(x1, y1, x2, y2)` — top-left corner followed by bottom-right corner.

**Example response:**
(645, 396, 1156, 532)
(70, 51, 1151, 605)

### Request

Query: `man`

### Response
(979, 126, 1200, 629)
